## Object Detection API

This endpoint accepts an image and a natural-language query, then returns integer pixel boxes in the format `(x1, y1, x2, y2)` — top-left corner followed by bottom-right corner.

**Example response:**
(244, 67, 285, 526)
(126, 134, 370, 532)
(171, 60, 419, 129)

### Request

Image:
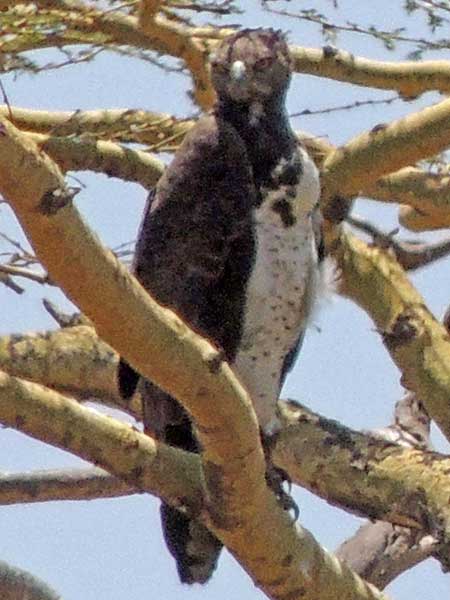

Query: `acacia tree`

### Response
(1, 1, 450, 599)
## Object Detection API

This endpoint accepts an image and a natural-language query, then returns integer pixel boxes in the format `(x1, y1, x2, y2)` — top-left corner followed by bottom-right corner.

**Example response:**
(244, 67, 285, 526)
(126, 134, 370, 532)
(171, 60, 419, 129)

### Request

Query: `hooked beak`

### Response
(230, 60, 247, 82)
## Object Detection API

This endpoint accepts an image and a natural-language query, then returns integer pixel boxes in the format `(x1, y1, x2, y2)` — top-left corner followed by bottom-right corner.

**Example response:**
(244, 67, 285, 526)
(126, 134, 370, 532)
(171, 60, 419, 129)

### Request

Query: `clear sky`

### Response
(1, 1, 449, 599)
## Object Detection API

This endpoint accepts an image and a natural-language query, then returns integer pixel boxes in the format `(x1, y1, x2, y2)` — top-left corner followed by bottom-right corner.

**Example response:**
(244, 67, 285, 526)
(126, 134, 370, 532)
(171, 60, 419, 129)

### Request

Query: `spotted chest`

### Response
(231, 147, 321, 431)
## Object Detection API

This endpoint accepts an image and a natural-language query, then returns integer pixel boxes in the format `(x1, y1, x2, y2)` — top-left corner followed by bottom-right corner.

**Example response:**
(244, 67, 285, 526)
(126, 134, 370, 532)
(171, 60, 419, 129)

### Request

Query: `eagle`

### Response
(118, 28, 324, 584)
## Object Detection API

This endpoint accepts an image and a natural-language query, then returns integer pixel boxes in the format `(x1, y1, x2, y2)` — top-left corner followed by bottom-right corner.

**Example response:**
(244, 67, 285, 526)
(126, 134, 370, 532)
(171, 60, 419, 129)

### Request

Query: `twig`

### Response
(290, 95, 399, 118)
(0, 263, 49, 284)
(42, 298, 90, 327)
(347, 214, 450, 270)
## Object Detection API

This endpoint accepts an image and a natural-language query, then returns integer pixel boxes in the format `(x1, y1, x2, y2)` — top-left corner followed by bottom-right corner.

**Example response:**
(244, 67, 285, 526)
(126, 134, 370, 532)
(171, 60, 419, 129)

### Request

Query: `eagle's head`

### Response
(210, 28, 292, 107)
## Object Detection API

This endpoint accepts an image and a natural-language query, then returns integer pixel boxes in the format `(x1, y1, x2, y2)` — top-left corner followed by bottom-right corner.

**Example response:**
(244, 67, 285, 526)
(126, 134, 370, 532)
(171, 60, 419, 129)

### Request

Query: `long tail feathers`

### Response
(118, 363, 223, 583)
(161, 503, 222, 584)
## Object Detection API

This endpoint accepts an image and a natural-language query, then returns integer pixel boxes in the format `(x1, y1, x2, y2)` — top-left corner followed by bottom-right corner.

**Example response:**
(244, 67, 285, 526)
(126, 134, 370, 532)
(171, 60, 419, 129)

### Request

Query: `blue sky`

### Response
(1, 2, 449, 598)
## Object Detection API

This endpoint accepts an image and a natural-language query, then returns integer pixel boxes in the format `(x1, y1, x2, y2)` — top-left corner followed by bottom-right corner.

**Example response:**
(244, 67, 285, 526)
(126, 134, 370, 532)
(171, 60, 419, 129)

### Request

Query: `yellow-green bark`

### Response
(337, 232, 450, 443)
(322, 96, 450, 202)
(0, 369, 200, 507)
(0, 116, 388, 600)
(275, 402, 450, 540)
(292, 46, 450, 96)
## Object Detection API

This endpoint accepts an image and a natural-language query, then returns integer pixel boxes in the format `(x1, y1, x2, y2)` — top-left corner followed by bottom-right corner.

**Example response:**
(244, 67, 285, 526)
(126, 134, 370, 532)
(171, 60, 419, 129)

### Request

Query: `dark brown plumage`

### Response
(118, 27, 323, 584)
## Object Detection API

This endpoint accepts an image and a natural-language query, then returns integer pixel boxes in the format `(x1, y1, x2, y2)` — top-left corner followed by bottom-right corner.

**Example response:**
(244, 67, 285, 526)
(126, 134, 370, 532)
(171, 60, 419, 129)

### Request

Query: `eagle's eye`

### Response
(211, 60, 228, 75)
(254, 57, 272, 70)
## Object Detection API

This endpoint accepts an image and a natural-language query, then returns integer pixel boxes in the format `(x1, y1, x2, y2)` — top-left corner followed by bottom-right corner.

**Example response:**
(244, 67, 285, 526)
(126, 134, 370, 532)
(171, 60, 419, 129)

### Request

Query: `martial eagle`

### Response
(118, 27, 324, 584)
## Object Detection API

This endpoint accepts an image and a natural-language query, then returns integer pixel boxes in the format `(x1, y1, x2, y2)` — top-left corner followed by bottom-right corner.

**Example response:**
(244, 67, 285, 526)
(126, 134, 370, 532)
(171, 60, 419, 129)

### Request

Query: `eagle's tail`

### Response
(140, 381, 223, 584)
(160, 503, 222, 584)
(161, 418, 222, 584)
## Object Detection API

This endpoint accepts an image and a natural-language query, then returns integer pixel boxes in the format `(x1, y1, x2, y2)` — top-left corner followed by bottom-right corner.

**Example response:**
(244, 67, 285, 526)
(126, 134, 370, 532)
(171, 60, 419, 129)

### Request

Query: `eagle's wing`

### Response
(117, 114, 256, 584)
(118, 114, 256, 402)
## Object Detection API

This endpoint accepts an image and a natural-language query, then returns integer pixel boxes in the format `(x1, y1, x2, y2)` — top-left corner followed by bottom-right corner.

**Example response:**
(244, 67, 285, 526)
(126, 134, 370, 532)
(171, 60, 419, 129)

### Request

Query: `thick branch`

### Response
(29, 133, 164, 189)
(0, 116, 386, 600)
(275, 401, 450, 540)
(322, 95, 450, 203)
(366, 166, 450, 232)
(3, 384, 450, 549)
(0, 325, 124, 405)
(0, 369, 202, 509)
(292, 45, 450, 97)
(367, 167, 450, 213)
(336, 231, 450, 443)
(0, 106, 194, 149)
(8, 105, 450, 234)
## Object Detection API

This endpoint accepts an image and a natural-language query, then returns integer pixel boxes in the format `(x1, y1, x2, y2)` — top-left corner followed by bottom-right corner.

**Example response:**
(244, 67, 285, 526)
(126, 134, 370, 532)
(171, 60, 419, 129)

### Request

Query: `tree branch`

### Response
(347, 215, 450, 270)
(0, 467, 134, 505)
(291, 45, 450, 97)
(11, 106, 450, 231)
(0, 105, 194, 150)
(2, 381, 450, 550)
(334, 390, 439, 589)
(367, 166, 450, 214)
(322, 95, 450, 205)
(336, 231, 450, 443)
(0, 325, 128, 408)
(336, 522, 437, 589)
(29, 0, 215, 108)
(29, 133, 164, 189)
(6, 3, 450, 99)
(0, 560, 61, 600)
(275, 401, 450, 537)
(0, 263, 49, 284)
(0, 115, 387, 600)
(399, 205, 450, 231)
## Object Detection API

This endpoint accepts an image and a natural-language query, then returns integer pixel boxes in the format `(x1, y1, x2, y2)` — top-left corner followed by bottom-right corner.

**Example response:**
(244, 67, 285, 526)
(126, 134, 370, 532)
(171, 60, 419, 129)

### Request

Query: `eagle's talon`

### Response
(265, 464, 299, 521)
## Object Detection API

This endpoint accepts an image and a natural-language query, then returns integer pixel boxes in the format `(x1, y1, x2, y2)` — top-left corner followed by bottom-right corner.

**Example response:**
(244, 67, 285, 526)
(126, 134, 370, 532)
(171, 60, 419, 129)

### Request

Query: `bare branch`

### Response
(0, 106, 195, 148)
(24, 132, 163, 189)
(0, 272, 24, 294)
(347, 215, 450, 270)
(42, 298, 90, 328)
(0, 112, 388, 600)
(322, 95, 450, 205)
(290, 94, 399, 119)
(0, 467, 134, 504)
(334, 389, 437, 588)
(336, 523, 438, 589)
(366, 166, 450, 228)
(275, 400, 450, 536)
(336, 231, 450, 443)
(0, 263, 49, 284)
(292, 45, 450, 97)
(0, 559, 61, 600)
(399, 204, 450, 231)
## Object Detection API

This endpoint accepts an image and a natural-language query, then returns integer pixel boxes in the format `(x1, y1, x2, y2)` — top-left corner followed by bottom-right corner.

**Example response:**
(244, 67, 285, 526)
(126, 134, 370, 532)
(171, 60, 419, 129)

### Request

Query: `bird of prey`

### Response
(118, 27, 324, 584)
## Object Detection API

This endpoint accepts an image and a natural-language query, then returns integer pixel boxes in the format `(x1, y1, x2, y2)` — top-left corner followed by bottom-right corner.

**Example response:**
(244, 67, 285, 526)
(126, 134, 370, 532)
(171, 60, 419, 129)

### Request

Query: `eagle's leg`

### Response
(260, 428, 299, 520)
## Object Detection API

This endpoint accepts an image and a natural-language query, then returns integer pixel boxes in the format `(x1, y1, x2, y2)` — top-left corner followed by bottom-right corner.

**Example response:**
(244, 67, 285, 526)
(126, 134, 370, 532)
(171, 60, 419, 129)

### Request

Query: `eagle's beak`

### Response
(230, 60, 247, 82)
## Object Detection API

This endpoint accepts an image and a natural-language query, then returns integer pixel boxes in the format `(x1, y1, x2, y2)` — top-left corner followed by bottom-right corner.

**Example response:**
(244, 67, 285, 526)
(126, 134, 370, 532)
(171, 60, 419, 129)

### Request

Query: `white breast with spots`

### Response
(231, 148, 321, 432)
